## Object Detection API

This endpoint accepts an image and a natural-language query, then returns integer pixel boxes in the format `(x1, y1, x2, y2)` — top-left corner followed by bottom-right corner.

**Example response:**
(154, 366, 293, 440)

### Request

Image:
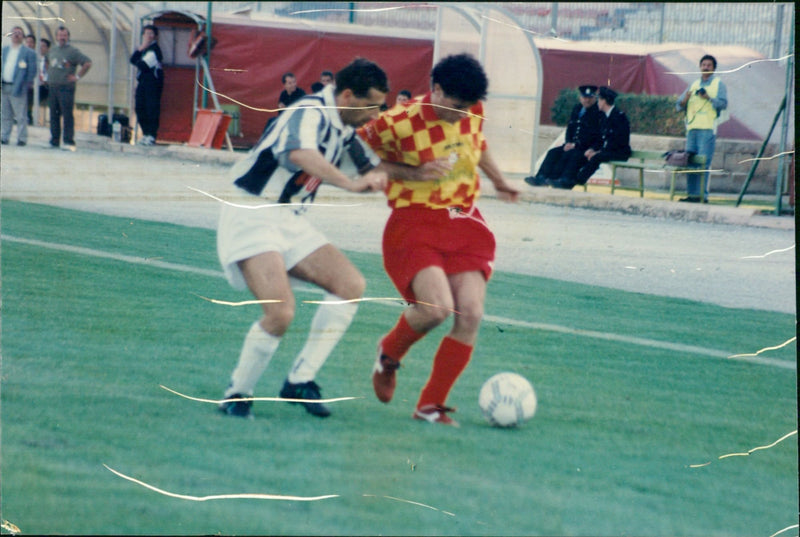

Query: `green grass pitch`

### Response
(1, 200, 796, 535)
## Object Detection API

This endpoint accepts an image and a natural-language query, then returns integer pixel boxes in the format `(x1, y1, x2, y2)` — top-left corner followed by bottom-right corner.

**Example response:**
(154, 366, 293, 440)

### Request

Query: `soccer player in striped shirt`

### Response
(358, 54, 520, 426)
(216, 59, 389, 419)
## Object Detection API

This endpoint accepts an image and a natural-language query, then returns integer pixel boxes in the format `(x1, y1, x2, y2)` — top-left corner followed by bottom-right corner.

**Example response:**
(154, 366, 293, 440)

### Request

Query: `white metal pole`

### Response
(433, 4, 443, 64)
(108, 2, 118, 123)
(130, 4, 139, 143)
(34, 1, 42, 125)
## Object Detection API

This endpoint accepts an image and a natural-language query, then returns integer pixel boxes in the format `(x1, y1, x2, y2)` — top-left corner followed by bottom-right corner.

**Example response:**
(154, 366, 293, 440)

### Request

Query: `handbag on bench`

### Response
(662, 150, 694, 167)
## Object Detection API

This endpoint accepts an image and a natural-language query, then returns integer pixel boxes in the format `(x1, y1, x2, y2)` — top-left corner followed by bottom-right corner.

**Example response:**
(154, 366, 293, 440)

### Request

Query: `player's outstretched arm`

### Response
(478, 148, 519, 202)
(289, 148, 386, 193)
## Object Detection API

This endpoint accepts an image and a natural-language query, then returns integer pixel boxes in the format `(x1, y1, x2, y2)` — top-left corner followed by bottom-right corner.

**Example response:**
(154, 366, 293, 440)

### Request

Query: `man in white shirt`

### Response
(1, 26, 38, 145)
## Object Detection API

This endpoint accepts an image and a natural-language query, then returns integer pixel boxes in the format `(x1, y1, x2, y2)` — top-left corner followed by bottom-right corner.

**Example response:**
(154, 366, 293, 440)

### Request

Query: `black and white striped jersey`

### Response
(231, 85, 380, 205)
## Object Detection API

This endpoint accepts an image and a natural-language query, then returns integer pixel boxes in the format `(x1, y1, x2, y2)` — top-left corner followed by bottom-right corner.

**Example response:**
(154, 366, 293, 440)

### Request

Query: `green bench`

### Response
(582, 150, 707, 199)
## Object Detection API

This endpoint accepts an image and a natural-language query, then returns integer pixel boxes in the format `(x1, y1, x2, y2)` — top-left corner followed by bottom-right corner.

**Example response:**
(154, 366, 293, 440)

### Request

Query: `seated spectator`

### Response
(525, 84, 602, 187)
(551, 86, 630, 189)
(395, 89, 412, 106)
(320, 70, 334, 86)
(278, 72, 306, 111)
(264, 72, 307, 136)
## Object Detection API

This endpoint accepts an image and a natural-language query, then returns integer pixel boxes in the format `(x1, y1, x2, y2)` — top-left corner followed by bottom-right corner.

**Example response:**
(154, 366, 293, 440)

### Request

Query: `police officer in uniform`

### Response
(566, 86, 631, 189)
(525, 84, 603, 187)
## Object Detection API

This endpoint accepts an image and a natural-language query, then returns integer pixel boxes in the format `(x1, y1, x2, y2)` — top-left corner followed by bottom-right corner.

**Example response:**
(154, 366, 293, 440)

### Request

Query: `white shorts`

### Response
(217, 199, 329, 290)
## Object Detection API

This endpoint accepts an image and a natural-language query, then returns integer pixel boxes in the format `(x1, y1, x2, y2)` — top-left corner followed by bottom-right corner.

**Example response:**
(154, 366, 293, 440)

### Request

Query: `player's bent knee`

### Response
(454, 303, 484, 330)
(420, 302, 453, 326)
(261, 303, 295, 336)
(335, 272, 366, 301)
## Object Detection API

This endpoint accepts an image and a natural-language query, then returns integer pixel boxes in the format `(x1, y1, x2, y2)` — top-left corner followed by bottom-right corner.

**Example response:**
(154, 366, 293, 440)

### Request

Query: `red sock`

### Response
(417, 336, 473, 409)
(380, 314, 424, 361)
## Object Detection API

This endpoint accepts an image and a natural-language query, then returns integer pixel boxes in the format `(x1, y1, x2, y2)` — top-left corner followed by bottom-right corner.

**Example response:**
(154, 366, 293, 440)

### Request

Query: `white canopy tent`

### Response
(1, 1, 156, 125)
(435, 3, 543, 175)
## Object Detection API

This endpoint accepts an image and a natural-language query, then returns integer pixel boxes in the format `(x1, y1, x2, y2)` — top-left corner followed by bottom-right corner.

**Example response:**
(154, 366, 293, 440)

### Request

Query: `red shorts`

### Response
(382, 206, 496, 301)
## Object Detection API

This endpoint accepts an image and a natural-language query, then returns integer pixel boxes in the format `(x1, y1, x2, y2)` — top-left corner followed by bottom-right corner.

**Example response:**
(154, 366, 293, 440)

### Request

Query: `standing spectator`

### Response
(675, 54, 728, 203)
(216, 59, 389, 419)
(37, 38, 51, 106)
(1, 26, 37, 146)
(27, 37, 50, 125)
(566, 86, 631, 189)
(130, 25, 164, 146)
(47, 26, 91, 150)
(278, 72, 305, 111)
(311, 70, 335, 93)
(358, 53, 520, 426)
(395, 89, 412, 106)
(525, 84, 603, 187)
(25, 34, 35, 124)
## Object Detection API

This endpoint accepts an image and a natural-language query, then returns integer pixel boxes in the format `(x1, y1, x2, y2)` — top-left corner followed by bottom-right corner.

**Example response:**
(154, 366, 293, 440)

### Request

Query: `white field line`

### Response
(3, 234, 795, 371)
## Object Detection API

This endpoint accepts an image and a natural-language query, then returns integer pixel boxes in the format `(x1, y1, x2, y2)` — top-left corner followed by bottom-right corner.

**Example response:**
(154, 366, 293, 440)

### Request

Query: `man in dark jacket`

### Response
(130, 25, 164, 146)
(525, 85, 603, 187)
(552, 86, 631, 189)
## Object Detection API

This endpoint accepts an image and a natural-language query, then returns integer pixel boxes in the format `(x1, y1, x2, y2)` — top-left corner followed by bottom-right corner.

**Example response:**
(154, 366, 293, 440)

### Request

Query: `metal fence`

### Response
(185, 2, 793, 59)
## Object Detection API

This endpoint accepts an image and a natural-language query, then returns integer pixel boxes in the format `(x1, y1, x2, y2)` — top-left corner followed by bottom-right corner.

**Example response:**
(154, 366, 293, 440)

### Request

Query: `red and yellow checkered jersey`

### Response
(358, 93, 488, 210)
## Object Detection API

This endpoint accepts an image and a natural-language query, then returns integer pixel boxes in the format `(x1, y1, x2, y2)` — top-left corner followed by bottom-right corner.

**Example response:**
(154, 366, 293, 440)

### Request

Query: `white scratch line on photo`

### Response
(728, 336, 796, 359)
(768, 524, 799, 537)
(691, 430, 798, 468)
(740, 245, 794, 259)
(665, 54, 793, 75)
(7, 15, 66, 24)
(104, 465, 339, 502)
(290, 4, 436, 16)
(194, 79, 392, 115)
(195, 294, 408, 307)
(160, 385, 362, 405)
(1, 519, 21, 535)
(194, 294, 285, 306)
(363, 494, 455, 517)
(738, 151, 794, 165)
(691, 430, 797, 468)
(186, 186, 362, 209)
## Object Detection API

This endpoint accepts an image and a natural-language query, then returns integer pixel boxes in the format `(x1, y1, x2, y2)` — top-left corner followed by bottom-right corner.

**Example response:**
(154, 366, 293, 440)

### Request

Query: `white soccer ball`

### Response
(479, 372, 537, 427)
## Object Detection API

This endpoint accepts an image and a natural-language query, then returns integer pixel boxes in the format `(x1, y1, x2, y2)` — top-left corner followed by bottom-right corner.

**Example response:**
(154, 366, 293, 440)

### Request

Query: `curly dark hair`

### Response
(335, 58, 389, 98)
(431, 53, 488, 102)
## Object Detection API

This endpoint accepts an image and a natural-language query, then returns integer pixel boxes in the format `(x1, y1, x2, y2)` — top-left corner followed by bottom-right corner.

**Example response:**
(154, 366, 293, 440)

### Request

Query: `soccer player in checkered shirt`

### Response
(358, 54, 520, 426)
(216, 59, 388, 419)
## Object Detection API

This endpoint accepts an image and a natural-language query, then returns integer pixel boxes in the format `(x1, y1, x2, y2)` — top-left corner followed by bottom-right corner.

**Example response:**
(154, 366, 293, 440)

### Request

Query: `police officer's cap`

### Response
(578, 85, 598, 97)
(598, 86, 617, 102)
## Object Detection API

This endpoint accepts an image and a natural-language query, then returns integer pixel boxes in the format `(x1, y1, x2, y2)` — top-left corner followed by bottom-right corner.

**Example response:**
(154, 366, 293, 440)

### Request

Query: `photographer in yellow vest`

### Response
(676, 54, 728, 203)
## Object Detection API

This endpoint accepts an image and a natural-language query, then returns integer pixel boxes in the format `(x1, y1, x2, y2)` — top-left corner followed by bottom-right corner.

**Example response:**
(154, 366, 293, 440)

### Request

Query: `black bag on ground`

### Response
(97, 114, 130, 139)
(97, 114, 111, 136)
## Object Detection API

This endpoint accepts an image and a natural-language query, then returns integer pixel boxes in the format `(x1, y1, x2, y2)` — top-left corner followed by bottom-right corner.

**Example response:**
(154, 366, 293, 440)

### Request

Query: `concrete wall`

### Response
(536, 125, 789, 195)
